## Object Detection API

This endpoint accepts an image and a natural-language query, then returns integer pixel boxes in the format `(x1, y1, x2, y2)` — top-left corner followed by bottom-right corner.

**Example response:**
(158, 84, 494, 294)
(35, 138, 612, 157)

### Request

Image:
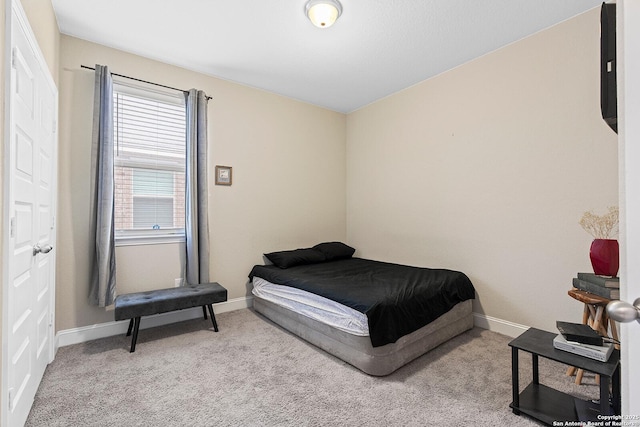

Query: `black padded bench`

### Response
(114, 282, 227, 352)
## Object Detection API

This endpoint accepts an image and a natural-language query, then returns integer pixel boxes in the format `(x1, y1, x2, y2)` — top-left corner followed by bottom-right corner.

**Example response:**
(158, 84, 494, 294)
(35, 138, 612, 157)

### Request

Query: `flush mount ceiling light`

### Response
(305, 0, 343, 28)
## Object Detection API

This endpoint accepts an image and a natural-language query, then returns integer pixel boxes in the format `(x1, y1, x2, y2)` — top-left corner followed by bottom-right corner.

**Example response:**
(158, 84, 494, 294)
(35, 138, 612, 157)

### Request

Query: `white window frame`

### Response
(112, 79, 187, 246)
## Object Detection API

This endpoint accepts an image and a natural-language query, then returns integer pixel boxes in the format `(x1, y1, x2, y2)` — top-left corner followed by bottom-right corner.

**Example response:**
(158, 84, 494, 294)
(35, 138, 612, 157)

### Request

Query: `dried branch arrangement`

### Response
(579, 206, 619, 239)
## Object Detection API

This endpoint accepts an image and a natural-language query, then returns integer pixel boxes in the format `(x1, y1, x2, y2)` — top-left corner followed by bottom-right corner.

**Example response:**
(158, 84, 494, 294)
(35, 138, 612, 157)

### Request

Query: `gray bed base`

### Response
(252, 296, 473, 376)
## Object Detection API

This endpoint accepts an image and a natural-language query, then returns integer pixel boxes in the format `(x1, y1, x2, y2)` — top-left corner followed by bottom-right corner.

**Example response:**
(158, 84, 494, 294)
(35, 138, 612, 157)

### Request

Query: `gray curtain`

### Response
(185, 89, 210, 285)
(89, 64, 116, 307)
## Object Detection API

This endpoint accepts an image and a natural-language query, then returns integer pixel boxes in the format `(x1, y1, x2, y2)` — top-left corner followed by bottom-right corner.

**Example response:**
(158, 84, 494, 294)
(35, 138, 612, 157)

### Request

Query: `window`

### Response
(113, 81, 186, 244)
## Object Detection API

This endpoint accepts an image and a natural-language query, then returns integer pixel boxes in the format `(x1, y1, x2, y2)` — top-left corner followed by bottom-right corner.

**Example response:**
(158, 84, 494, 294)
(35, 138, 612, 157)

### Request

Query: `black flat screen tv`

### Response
(601, 2, 617, 133)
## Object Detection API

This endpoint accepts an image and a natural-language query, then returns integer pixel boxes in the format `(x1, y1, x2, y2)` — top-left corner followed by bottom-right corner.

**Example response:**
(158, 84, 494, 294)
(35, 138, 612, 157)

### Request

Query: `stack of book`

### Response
(572, 272, 619, 300)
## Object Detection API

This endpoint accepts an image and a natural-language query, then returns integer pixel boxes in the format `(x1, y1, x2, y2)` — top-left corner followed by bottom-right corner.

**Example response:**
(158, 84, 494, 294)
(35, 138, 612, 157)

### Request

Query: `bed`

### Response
(248, 242, 476, 376)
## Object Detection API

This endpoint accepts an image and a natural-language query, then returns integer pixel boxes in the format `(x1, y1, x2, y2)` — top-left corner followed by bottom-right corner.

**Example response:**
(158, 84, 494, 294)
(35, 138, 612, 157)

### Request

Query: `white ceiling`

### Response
(51, 0, 602, 113)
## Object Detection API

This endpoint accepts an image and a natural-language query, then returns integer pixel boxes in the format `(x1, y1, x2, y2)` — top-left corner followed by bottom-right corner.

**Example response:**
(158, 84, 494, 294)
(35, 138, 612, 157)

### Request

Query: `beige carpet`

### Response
(26, 308, 600, 426)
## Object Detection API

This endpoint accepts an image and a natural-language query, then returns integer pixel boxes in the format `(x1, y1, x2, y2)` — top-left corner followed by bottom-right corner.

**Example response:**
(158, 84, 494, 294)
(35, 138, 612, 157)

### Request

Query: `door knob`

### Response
(607, 298, 640, 323)
(32, 244, 54, 256)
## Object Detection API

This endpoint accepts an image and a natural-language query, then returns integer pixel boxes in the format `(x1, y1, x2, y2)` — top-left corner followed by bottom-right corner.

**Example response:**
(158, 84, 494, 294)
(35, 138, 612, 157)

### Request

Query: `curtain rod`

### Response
(81, 65, 212, 101)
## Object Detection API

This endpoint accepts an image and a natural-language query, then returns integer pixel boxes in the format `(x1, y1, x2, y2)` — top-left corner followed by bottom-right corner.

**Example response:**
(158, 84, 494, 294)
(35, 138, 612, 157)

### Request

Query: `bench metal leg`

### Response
(202, 305, 208, 320)
(206, 304, 219, 332)
(126, 319, 134, 337)
(130, 317, 141, 353)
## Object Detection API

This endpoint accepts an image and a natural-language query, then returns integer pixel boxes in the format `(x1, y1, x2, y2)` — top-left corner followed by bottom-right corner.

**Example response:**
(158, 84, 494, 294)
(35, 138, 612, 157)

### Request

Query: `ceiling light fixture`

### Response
(305, 0, 343, 29)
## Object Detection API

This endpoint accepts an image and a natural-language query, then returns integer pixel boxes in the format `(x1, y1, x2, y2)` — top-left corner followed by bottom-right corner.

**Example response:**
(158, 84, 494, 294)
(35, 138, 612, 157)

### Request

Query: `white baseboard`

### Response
(55, 296, 253, 350)
(55, 298, 527, 350)
(473, 312, 529, 338)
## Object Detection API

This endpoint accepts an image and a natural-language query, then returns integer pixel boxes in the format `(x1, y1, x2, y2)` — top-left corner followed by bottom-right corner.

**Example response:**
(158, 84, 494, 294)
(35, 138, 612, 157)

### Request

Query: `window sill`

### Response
(115, 234, 186, 247)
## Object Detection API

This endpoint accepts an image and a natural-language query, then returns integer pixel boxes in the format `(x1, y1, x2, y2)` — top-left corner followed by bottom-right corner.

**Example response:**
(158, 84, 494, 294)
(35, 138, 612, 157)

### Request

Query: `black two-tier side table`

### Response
(509, 328, 620, 426)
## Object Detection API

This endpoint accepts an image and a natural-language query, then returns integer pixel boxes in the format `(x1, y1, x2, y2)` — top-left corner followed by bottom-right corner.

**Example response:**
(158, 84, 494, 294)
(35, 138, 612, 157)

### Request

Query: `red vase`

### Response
(589, 239, 619, 277)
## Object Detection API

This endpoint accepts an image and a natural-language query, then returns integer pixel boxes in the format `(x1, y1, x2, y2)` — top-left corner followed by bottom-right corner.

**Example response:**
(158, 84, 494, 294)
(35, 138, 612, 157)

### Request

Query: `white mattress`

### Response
(251, 276, 369, 336)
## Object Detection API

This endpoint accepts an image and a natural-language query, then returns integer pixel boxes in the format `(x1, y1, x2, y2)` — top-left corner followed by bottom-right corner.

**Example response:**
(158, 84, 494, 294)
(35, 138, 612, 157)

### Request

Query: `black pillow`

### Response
(264, 248, 326, 269)
(312, 242, 355, 261)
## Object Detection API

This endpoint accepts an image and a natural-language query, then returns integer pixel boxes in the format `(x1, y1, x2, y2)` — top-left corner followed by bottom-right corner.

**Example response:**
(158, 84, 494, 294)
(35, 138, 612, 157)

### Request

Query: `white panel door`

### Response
(33, 45, 56, 387)
(618, 0, 640, 416)
(3, 2, 57, 426)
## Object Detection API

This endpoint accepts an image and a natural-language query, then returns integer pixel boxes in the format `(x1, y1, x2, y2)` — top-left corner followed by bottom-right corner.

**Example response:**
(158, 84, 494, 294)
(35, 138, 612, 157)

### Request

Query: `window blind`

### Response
(113, 84, 186, 240)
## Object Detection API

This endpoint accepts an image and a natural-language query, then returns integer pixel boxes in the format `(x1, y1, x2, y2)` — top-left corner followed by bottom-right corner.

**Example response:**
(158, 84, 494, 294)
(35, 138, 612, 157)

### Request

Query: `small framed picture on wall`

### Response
(215, 165, 232, 186)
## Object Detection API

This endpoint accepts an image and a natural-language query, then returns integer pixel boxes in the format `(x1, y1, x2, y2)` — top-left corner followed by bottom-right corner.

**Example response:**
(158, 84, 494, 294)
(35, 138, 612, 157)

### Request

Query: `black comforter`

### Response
(249, 258, 475, 347)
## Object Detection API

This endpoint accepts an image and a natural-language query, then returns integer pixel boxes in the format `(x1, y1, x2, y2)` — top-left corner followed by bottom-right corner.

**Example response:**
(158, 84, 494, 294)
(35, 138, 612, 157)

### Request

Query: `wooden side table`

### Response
(565, 288, 619, 384)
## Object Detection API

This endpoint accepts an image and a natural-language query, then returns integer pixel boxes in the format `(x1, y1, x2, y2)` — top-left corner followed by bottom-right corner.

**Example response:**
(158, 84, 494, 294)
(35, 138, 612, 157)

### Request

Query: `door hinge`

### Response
(50, 312, 54, 328)
(10, 217, 15, 238)
(11, 48, 16, 68)
(8, 388, 14, 411)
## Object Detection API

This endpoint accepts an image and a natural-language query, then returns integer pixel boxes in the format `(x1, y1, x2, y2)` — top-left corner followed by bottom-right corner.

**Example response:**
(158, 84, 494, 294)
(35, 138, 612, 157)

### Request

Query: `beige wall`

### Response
(346, 8, 618, 333)
(3, 2, 617, 338)
(57, 35, 347, 331)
